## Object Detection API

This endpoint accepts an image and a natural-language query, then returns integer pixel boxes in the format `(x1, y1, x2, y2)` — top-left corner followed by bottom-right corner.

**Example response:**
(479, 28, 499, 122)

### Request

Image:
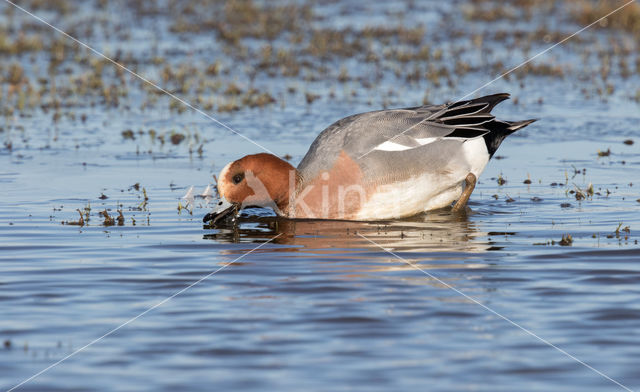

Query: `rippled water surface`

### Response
(1, 1, 640, 391)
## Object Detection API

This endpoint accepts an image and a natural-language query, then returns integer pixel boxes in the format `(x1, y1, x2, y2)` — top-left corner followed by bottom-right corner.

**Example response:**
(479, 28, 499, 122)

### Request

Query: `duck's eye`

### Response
(232, 173, 244, 184)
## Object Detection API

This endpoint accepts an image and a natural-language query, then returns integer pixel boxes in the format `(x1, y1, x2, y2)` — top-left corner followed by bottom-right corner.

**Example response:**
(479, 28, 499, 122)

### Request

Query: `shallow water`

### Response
(2, 1, 640, 391)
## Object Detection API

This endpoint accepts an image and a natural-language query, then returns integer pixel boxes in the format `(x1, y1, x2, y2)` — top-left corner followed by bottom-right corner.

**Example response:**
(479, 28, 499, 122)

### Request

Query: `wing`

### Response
(297, 94, 512, 185)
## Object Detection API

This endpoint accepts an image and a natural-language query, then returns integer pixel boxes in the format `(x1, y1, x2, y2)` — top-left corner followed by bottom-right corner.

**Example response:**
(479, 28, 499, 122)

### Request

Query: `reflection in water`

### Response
(204, 207, 497, 254)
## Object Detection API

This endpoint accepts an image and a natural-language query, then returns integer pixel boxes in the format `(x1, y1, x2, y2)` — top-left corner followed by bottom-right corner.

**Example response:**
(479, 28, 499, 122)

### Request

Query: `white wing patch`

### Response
(373, 140, 413, 151)
(373, 137, 441, 151)
(415, 137, 439, 146)
(372, 133, 489, 152)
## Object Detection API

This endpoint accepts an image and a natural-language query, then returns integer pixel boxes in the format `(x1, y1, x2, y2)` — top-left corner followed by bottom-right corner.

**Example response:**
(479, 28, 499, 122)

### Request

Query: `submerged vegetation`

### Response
(1, 0, 640, 125)
(1, 3, 639, 390)
(0, 0, 637, 246)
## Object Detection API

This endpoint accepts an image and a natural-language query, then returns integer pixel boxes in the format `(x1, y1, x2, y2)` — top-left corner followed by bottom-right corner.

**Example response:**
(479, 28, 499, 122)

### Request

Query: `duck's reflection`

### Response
(203, 207, 499, 254)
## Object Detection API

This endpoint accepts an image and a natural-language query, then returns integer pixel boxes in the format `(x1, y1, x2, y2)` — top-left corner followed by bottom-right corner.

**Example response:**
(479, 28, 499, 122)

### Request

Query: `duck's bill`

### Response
(203, 198, 238, 225)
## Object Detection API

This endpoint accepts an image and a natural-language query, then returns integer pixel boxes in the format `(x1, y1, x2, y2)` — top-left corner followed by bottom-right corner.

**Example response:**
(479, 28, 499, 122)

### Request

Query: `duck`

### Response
(204, 93, 535, 224)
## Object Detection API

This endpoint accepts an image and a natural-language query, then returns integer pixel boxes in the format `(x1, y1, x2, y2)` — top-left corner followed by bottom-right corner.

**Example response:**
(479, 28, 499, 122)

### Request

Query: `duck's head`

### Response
(203, 153, 297, 224)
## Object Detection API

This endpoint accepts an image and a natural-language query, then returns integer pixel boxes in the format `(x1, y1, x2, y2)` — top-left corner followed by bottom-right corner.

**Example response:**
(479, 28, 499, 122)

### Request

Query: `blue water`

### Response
(1, 1, 640, 391)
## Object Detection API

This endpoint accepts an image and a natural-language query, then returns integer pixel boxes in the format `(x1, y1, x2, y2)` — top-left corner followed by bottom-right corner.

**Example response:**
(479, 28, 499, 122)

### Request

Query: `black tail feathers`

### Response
(483, 118, 536, 157)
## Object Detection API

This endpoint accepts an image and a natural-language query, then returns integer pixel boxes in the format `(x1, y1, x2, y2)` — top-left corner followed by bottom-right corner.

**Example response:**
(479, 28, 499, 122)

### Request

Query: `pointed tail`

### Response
(484, 118, 537, 157)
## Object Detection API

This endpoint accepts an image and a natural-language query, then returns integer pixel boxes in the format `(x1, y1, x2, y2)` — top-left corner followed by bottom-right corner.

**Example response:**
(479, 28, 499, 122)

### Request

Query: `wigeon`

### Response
(204, 93, 534, 224)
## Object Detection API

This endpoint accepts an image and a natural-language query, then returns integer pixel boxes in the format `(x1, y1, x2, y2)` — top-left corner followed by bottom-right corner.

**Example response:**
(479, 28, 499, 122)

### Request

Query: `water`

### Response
(1, 1, 640, 391)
